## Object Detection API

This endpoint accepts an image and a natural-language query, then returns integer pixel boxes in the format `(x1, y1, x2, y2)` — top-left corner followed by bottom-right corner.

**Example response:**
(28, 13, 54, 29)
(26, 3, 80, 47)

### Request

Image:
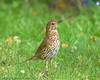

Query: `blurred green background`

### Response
(0, 0, 100, 80)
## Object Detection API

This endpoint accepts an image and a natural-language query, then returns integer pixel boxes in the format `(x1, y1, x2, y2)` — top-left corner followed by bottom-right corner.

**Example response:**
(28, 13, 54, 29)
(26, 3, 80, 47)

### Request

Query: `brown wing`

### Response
(33, 36, 51, 59)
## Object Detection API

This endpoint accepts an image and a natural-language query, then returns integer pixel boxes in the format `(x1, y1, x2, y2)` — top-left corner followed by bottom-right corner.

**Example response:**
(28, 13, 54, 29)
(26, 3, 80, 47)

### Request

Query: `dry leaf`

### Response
(6, 37, 14, 44)
(90, 36, 99, 42)
(5, 70, 8, 74)
(61, 43, 68, 48)
(7, 63, 11, 66)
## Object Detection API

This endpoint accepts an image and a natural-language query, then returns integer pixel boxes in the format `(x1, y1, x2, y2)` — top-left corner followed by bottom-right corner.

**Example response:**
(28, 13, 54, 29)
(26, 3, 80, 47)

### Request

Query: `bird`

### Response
(17, 20, 62, 75)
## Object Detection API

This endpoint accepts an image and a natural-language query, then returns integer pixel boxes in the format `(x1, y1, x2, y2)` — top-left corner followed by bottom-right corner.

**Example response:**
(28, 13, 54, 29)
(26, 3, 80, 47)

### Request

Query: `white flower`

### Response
(14, 36, 19, 40)
(13, 36, 21, 44)
(20, 70, 25, 74)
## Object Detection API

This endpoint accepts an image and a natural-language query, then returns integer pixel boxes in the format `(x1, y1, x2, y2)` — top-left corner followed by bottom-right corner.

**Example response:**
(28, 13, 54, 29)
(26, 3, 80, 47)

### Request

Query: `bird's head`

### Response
(46, 20, 62, 32)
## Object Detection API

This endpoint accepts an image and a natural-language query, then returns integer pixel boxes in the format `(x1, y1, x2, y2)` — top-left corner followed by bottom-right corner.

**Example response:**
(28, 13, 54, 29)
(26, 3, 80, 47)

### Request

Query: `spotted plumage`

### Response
(21, 20, 62, 75)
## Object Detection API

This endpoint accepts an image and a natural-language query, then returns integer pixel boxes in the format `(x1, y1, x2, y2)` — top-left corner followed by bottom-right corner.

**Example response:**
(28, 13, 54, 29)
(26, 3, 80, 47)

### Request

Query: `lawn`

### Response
(0, 2, 100, 80)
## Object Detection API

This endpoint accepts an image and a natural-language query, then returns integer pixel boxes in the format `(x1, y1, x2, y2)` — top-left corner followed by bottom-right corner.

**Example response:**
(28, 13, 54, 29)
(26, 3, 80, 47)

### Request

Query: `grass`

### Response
(0, 2, 100, 80)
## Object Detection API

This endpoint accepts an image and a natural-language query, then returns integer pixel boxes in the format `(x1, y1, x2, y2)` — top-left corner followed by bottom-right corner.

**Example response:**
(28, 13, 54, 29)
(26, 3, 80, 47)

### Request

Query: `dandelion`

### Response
(20, 70, 25, 74)
(61, 43, 68, 48)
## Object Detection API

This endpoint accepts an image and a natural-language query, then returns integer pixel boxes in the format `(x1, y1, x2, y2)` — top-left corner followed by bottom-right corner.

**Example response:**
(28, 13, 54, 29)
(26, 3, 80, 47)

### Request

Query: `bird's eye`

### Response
(51, 23, 54, 25)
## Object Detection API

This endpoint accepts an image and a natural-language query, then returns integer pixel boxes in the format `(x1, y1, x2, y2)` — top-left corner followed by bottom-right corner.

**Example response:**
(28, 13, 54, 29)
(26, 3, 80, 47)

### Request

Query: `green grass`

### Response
(0, 2, 100, 80)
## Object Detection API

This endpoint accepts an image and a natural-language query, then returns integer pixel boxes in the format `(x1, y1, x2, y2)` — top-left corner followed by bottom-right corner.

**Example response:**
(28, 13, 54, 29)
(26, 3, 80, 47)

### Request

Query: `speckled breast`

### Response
(42, 31, 60, 59)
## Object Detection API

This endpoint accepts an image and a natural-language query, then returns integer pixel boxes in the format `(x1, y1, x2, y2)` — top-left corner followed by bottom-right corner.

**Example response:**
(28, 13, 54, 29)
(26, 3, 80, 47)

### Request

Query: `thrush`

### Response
(18, 20, 62, 75)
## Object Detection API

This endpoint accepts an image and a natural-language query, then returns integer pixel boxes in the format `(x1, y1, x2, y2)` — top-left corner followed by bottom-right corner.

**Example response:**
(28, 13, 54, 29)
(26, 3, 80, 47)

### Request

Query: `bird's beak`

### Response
(58, 20, 63, 24)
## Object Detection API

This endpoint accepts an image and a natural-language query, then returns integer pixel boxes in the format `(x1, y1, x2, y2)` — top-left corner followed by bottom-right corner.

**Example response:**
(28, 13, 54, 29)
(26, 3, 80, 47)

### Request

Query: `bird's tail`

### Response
(16, 57, 33, 64)
(15, 56, 37, 65)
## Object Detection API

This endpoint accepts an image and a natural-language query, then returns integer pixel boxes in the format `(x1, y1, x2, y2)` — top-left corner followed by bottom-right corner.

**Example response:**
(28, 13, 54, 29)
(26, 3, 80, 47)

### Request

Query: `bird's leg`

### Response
(50, 58, 53, 75)
(50, 58, 53, 74)
(45, 59, 49, 76)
